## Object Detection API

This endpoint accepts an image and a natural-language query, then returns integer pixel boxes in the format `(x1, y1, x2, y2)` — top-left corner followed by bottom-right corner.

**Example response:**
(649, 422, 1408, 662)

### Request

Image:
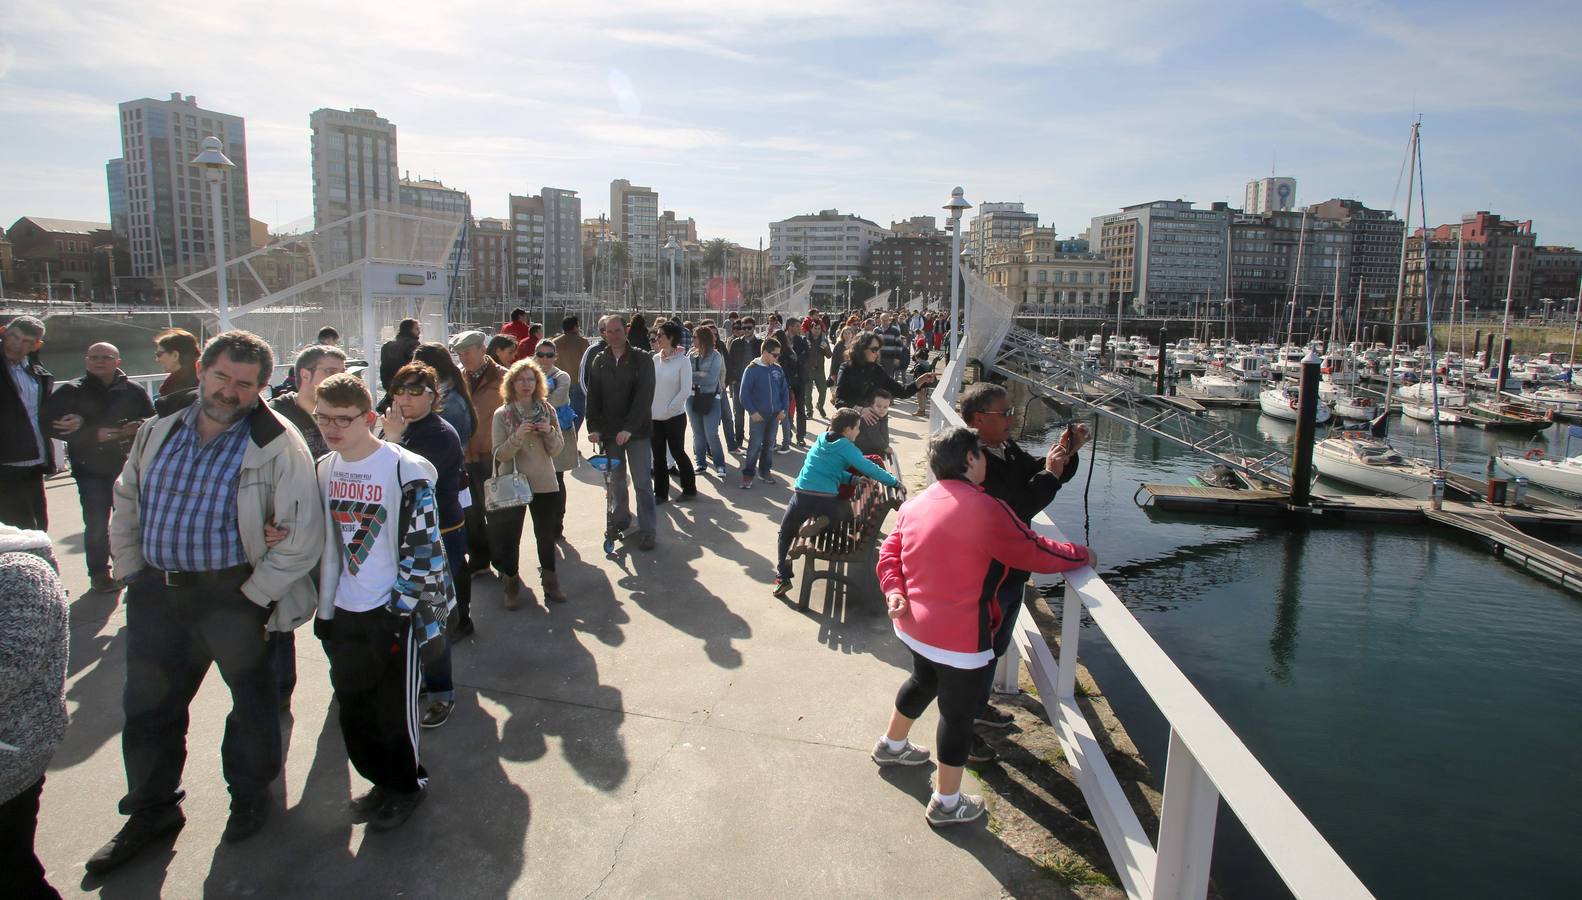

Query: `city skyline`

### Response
(2, 0, 1580, 247)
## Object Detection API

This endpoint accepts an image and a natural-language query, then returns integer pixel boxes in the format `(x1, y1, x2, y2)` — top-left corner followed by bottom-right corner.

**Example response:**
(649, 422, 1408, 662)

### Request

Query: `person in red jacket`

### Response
(871, 426, 1092, 827)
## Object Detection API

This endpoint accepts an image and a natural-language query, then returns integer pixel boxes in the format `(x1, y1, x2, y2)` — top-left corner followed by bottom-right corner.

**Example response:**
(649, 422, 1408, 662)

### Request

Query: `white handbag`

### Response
(486, 404, 535, 511)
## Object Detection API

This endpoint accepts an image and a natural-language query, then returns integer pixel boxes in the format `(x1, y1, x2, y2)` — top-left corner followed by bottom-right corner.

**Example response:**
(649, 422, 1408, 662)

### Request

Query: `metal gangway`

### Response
(988, 325, 1296, 490)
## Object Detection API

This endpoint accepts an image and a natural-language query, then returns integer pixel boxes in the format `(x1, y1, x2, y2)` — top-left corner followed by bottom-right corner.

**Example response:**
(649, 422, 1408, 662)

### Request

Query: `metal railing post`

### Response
(1057, 579, 1081, 700)
(1153, 728, 1220, 900)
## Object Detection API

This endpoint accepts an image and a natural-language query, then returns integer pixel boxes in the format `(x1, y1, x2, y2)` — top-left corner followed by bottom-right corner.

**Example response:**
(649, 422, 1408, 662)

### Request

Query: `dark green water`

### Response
(1030, 410, 1582, 899)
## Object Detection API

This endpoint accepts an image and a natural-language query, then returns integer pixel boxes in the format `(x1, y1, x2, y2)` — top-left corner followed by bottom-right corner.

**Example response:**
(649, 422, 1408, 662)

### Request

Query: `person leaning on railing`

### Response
(872, 426, 1092, 828)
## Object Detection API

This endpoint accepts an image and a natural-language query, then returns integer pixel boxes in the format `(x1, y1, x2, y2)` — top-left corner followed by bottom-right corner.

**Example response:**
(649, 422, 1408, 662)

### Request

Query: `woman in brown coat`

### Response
(491, 359, 566, 607)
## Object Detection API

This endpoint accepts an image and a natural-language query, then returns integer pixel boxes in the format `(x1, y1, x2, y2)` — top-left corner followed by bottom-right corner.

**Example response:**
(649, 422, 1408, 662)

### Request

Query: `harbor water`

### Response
(1029, 409, 1582, 899)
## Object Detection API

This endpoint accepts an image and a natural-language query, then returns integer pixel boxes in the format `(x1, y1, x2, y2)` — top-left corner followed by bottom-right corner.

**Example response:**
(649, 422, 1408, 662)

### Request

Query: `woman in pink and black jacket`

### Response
(871, 426, 1092, 827)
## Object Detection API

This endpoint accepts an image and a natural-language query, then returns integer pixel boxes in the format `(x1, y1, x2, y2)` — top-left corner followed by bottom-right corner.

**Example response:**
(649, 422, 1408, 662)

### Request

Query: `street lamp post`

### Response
(190, 136, 237, 330)
(665, 236, 680, 314)
(943, 186, 971, 356)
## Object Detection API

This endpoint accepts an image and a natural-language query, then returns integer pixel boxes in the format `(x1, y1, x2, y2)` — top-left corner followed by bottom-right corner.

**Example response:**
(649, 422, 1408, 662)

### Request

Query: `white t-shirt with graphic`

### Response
(326, 443, 403, 613)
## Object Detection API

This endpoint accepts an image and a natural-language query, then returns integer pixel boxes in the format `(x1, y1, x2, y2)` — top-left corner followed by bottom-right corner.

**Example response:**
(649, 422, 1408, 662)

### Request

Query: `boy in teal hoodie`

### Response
(773, 407, 901, 597)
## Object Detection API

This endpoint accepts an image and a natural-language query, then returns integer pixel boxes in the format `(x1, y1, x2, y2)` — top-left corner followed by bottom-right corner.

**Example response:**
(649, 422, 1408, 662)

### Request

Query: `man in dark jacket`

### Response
(585, 314, 658, 550)
(0, 316, 56, 531)
(44, 343, 155, 591)
(378, 318, 422, 391)
(724, 318, 759, 452)
(958, 383, 1087, 762)
(877, 312, 909, 379)
(268, 344, 347, 459)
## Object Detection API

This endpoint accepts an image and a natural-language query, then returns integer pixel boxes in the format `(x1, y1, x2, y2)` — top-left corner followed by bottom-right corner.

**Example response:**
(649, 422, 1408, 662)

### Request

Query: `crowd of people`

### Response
(0, 300, 1100, 895)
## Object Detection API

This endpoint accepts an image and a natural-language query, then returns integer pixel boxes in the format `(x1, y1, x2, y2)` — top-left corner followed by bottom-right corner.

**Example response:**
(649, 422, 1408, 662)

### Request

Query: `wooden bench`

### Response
(787, 462, 907, 610)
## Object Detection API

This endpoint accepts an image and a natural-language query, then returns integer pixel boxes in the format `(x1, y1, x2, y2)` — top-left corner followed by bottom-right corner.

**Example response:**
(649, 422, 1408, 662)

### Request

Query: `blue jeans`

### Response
(778, 400, 795, 446)
(689, 396, 727, 471)
(421, 524, 467, 702)
(569, 384, 587, 432)
(717, 388, 739, 450)
(742, 417, 776, 478)
(76, 474, 115, 577)
(606, 438, 657, 537)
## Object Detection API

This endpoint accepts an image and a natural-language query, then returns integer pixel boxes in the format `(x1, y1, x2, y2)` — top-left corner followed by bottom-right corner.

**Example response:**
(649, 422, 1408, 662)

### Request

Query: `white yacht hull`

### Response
(1494, 453, 1582, 497)
(1401, 402, 1461, 424)
(1313, 442, 1437, 499)
(1260, 389, 1333, 423)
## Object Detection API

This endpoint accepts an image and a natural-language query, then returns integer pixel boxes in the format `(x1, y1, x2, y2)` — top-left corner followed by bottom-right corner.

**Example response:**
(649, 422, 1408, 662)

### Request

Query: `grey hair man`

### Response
(0, 316, 54, 530)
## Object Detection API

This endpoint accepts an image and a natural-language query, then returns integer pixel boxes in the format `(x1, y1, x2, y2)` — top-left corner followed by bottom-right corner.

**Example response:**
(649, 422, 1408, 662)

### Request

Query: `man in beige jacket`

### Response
(86, 331, 323, 878)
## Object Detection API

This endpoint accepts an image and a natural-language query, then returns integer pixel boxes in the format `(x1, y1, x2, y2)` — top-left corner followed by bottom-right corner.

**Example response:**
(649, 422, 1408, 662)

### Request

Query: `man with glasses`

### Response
(0, 316, 55, 530)
(585, 314, 659, 550)
(44, 342, 154, 592)
(956, 382, 1087, 764)
(724, 318, 759, 453)
(262, 343, 346, 707)
(89, 331, 324, 875)
(738, 337, 790, 488)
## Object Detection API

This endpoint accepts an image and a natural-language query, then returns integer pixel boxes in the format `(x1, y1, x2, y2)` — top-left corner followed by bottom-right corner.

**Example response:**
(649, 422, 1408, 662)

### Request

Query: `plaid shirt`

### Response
(140, 403, 250, 571)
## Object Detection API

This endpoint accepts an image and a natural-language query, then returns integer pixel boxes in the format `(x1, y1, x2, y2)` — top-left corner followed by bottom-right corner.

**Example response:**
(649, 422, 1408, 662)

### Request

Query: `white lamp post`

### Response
(943, 186, 971, 356)
(665, 236, 680, 314)
(191, 136, 237, 330)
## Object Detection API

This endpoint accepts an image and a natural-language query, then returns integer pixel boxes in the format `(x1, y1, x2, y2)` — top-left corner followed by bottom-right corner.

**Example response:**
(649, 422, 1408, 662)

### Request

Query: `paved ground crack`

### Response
(582, 721, 689, 900)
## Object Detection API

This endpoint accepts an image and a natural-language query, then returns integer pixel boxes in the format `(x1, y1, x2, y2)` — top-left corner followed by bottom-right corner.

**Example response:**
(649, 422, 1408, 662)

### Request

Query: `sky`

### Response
(2, 0, 1580, 247)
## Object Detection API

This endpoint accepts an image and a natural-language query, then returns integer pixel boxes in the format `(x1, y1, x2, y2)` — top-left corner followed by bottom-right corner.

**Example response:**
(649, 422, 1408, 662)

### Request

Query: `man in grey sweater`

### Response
(0, 527, 68, 898)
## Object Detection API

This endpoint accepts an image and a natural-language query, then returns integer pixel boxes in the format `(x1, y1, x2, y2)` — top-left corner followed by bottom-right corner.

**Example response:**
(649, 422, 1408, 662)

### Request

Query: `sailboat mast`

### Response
(1286, 209, 1308, 348)
(1330, 249, 1342, 347)
(1452, 230, 1466, 360)
(1385, 121, 1419, 420)
(1499, 238, 1518, 362)
(1569, 276, 1582, 387)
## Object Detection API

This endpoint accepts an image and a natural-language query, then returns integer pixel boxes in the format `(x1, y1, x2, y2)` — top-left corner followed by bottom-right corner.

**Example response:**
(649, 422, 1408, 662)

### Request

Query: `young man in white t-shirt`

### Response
(309, 373, 454, 832)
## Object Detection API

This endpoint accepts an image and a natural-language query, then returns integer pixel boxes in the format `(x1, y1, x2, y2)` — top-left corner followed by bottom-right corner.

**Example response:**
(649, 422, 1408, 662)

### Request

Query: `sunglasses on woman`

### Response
(391, 384, 432, 397)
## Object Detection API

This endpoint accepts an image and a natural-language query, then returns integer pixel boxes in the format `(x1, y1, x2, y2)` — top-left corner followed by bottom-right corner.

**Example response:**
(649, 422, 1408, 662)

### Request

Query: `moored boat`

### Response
(1494, 448, 1582, 497)
(1259, 383, 1333, 423)
(1313, 434, 1439, 499)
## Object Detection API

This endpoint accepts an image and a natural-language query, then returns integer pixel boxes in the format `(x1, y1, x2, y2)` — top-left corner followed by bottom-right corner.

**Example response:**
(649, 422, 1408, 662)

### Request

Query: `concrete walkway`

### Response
(34, 409, 1035, 898)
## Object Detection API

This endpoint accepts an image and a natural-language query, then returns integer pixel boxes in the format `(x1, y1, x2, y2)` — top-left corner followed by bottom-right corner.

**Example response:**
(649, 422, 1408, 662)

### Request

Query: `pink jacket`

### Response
(877, 478, 1090, 666)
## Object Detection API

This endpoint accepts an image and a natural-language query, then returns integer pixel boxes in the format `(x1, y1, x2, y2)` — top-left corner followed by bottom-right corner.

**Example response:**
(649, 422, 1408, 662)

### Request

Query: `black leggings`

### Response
(895, 650, 996, 767)
(775, 491, 849, 579)
(651, 414, 696, 499)
(490, 489, 563, 576)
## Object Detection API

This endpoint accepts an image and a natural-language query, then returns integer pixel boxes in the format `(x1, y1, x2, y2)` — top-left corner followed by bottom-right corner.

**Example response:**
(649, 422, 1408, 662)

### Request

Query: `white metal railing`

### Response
(926, 329, 1372, 900)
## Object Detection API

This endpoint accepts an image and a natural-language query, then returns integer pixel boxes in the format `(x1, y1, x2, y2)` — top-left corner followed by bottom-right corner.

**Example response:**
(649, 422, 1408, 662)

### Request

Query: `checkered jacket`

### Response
(316, 443, 457, 648)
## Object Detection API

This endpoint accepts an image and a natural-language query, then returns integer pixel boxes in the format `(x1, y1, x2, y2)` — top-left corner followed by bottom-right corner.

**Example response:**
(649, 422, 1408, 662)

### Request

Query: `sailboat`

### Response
(1328, 277, 1377, 420)
(1315, 120, 1443, 498)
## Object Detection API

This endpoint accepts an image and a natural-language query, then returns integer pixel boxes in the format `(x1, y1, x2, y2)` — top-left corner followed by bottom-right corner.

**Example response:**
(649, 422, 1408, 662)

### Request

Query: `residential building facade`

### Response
(5, 217, 115, 300)
(658, 210, 697, 245)
(1530, 245, 1582, 305)
(890, 216, 942, 237)
(1230, 208, 1353, 321)
(984, 227, 1109, 317)
(541, 187, 583, 294)
(1405, 211, 1536, 317)
(768, 209, 888, 301)
(119, 93, 251, 280)
(1089, 200, 1229, 316)
(868, 234, 951, 308)
(468, 217, 513, 320)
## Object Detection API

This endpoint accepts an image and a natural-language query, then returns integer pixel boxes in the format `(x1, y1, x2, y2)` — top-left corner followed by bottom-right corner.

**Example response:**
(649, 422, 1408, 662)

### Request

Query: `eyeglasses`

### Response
(865, 344, 881, 352)
(979, 409, 1016, 418)
(313, 413, 361, 429)
(535, 351, 557, 358)
(86, 354, 119, 362)
(390, 385, 432, 397)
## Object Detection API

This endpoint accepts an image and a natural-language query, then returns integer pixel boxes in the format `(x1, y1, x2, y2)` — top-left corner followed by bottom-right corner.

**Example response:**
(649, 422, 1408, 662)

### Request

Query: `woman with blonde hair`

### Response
(491, 358, 566, 607)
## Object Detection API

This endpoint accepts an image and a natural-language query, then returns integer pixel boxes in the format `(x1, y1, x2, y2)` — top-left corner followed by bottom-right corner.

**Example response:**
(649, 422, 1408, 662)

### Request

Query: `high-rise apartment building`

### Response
(768, 209, 889, 300)
(541, 188, 583, 294)
(1229, 207, 1352, 320)
(968, 202, 1038, 262)
(118, 93, 251, 279)
(1089, 200, 1230, 316)
(399, 176, 470, 300)
(1308, 198, 1404, 309)
(106, 158, 129, 241)
(509, 187, 583, 302)
(611, 179, 659, 298)
(1244, 177, 1298, 215)
(310, 107, 398, 265)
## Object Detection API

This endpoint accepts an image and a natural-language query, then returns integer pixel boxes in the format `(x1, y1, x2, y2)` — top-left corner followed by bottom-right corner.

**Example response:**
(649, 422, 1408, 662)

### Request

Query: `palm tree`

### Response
(786, 254, 809, 280)
(703, 238, 730, 284)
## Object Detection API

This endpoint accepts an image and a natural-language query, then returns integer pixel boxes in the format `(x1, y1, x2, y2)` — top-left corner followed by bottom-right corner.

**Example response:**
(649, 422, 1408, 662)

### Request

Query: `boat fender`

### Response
(1524, 448, 1545, 460)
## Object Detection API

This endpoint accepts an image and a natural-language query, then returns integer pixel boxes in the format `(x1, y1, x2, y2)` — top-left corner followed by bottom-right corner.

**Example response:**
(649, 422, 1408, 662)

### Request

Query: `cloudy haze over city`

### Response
(1, 0, 1579, 244)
